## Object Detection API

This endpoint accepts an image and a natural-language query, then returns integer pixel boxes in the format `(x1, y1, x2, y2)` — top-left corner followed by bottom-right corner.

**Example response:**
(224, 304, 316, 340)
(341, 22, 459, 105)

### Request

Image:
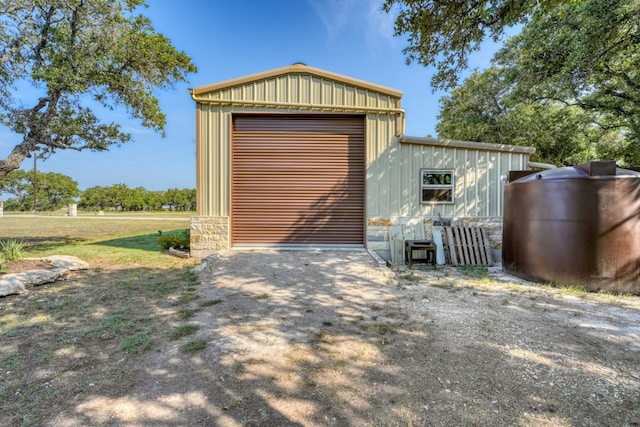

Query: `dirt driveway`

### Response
(54, 250, 639, 426)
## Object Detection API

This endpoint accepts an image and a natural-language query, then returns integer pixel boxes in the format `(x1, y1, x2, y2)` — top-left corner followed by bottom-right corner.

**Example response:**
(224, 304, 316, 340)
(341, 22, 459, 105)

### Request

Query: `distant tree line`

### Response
(0, 169, 195, 212)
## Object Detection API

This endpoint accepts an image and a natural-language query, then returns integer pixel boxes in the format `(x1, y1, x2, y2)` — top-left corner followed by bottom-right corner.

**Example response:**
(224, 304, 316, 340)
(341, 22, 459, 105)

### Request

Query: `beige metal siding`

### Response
(192, 65, 530, 225)
(194, 71, 402, 217)
(199, 74, 401, 112)
(366, 140, 530, 218)
(231, 115, 365, 245)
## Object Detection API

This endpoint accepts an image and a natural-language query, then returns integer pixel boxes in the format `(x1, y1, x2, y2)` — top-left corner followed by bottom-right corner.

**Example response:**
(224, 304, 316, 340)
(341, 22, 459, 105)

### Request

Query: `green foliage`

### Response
(169, 324, 199, 340)
(435, 0, 640, 166)
(79, 184, 195, 212)
(0, 169, 79, 211)
(0, 256, 8, 273)
(165, 188, 196, 211)
(436, 67, 602, 166)
(120, 331, 155, 354)
(0, 0, 197, 179)
(179, 339, 207, 353)
(382, 0, 571, 90)
(97, 309, 132, 334)
(494, 0, 640, 164)
(456, 265, 489, 279)
(0, 239, 26, 261)
(157, 229, 190, 250)
(0, 170, 31, 210)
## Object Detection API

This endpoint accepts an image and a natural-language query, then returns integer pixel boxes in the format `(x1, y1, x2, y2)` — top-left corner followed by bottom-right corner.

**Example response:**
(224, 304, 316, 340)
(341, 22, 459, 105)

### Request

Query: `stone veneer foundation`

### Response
(190, 216, 229, 258)
(366, 216, 504, 252)
(189, 215, 504, 258)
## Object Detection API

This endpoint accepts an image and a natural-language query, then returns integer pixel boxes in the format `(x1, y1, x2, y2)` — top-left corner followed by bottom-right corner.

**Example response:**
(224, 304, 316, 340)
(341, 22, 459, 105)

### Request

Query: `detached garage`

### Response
(188, 64, 534, 258)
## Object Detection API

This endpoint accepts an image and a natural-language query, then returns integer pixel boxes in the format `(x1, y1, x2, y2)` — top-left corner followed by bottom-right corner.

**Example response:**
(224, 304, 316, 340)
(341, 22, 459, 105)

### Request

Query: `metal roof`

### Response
(189, 63, 403, 98)
(399, 135, 536, 155)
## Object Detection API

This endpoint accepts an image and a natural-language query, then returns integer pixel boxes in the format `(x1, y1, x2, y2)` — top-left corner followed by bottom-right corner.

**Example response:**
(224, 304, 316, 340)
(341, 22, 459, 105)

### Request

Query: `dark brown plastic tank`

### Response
(503, 161, 640, 295)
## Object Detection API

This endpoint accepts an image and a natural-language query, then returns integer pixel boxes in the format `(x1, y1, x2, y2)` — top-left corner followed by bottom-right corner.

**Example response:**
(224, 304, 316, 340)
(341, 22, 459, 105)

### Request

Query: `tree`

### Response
(0, 0, 196, 179)
(433, 0, 640, 166)
(0, 169, 78, 210)
(382, 0, 572, 90)
(493, 0, 640, 164)
(0, 169, 31, 210)
(165, 188, 196, 211)
(79, 183, 170, 211)
(143, 190, 164, 211)
(79, 185, 109, 211)
(34, 171, 79, 210)
(436, 67, 604, 166)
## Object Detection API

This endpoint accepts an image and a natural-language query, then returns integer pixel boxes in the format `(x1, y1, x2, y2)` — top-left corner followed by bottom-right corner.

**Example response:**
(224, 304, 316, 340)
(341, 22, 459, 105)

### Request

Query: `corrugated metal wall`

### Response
(193, 66, 530, 221)
(367, 140, 530, 218)
(197, 73, 400, 110)
(194, 71, 401, 217)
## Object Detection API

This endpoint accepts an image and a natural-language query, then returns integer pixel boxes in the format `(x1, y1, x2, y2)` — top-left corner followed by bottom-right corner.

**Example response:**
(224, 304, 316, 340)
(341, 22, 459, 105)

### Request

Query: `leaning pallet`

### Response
(443, 226, 494, 266)
(389, 225, 405, 265)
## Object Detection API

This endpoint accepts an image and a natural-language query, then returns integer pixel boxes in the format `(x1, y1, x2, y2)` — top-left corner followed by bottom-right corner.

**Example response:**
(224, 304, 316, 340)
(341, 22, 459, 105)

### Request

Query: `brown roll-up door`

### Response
(231, 114, 365, 246)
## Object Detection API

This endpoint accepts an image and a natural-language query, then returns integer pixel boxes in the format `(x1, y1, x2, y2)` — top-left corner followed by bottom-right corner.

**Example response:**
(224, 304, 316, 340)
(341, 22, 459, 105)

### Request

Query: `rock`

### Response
(0, 276, 26, 297)
(21, 268, 66, 286)
(168, 247, 190, 259)
(0, 255, 88, 297)
(45, 255, 89, 270)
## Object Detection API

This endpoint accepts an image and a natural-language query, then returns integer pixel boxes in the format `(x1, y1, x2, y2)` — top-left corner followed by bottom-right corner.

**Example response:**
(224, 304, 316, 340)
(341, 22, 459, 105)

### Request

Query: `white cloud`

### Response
(307, 0, 398, 47)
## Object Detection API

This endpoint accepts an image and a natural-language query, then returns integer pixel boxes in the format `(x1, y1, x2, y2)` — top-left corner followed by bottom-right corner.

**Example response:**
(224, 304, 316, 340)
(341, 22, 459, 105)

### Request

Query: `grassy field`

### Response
(3, 208, 194, 219)
(0, 215, 193, 267)
(0, 215, 205, 426)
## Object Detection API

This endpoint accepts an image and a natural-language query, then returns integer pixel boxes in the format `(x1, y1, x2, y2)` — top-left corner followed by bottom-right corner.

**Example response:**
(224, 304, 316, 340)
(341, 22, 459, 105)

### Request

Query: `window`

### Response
(420, 169, 454, 204)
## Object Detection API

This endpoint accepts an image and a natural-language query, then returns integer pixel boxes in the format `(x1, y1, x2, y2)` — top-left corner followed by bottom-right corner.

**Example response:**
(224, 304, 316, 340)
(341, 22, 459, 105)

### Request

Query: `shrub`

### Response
(0, 239, 26, 261)
(0, 256, 8, 273)
(158, 229, 190, 250)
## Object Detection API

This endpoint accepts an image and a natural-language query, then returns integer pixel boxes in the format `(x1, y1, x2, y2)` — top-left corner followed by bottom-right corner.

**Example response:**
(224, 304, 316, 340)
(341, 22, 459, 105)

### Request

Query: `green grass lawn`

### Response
(0, 216, 192, 267)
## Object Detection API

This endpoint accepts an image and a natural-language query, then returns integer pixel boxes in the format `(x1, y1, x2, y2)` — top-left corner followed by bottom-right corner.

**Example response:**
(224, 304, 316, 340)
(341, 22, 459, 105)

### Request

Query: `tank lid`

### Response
(510, 161, 640, 183)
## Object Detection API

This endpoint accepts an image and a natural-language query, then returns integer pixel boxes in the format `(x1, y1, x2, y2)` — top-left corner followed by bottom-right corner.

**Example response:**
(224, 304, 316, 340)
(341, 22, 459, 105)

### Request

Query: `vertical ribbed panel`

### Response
(231, 115, 365, 245)
(196, 72, 402, 218)
(366, 139, 530, 218)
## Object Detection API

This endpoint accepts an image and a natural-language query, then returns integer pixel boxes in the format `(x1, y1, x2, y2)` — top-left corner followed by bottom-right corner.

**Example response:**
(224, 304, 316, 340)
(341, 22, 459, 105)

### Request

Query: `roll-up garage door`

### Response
(231, 114, 365, 246)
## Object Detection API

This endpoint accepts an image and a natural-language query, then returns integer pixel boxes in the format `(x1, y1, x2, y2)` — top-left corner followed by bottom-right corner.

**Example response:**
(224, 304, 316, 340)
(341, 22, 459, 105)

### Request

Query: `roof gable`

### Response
(189, 63, 403, 99)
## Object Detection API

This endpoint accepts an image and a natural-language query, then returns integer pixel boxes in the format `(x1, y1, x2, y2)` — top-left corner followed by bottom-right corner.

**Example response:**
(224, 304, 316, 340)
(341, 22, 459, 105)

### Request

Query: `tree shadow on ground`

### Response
(1, 252, 639, 426)
(0, 236, 88, 253)
(93, 229, 187, 252)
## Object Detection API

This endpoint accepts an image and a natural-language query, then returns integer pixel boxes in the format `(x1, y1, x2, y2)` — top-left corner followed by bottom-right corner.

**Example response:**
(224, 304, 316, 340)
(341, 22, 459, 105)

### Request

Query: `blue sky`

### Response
(1, 0, 502, 192)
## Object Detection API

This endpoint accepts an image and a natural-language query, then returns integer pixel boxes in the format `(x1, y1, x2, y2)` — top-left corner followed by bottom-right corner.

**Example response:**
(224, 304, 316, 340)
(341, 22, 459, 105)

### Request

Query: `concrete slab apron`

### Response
(193, 250, 394, 357)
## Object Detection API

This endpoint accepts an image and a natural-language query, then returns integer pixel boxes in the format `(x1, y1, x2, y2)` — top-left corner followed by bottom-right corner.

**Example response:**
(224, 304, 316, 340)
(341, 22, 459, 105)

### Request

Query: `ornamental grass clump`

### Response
(0, 239, 26, 261)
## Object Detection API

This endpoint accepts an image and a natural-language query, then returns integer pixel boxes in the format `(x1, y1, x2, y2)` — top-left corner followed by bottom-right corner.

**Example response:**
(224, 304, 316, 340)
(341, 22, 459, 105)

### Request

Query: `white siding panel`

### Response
(363, 139, 530, 219)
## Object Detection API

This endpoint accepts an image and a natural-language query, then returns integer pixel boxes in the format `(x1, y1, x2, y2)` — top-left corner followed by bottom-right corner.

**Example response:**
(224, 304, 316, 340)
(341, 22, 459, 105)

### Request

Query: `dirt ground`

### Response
(3, 250, 640, 426)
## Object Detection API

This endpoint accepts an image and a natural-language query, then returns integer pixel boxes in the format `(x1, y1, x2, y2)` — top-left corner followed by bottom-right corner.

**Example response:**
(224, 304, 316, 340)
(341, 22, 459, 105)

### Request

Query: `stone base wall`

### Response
(366, 216, 504, 252)
(190, 216, 229, 258)
(189, 215, 503, 258)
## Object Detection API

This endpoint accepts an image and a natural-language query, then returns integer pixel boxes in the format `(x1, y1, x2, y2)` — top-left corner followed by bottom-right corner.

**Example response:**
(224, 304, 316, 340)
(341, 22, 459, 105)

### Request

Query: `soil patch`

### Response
(1, 259, 52, 274)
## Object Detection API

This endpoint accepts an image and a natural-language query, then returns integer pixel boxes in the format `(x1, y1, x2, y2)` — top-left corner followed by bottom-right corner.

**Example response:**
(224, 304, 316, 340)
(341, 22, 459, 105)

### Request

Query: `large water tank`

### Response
(503, 161, 640, 295)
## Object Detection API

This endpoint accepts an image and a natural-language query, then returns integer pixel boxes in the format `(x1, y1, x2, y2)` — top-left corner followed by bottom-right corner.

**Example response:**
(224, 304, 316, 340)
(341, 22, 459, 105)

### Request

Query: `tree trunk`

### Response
(0, 142, 32, 180)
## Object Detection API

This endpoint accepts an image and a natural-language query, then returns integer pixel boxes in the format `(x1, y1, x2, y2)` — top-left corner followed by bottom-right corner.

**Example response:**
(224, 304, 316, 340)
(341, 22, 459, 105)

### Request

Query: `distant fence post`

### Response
(0, 201, 3, 217)
(68, 203, 77, 217)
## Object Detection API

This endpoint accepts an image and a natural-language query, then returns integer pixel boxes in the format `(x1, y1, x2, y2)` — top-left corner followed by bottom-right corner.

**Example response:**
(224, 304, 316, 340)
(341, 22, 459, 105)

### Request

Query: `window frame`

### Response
(420, 169, 455, 204)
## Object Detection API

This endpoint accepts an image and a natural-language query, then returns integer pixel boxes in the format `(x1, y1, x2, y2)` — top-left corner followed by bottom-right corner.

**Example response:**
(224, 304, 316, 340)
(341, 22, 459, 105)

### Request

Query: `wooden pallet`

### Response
(443, 226, 494, 266)
(389, 221, 428, 265)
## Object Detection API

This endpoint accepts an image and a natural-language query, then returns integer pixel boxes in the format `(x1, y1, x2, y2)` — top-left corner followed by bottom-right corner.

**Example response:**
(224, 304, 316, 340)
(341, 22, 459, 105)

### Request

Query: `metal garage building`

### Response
(188, 64, 534, 257)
